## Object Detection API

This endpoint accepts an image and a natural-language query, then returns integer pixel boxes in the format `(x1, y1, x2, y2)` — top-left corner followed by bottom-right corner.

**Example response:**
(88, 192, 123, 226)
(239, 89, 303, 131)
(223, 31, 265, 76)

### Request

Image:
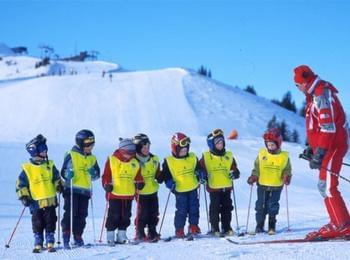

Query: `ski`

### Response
(226, 236, 350, 245)
(163, 234, 194, 242)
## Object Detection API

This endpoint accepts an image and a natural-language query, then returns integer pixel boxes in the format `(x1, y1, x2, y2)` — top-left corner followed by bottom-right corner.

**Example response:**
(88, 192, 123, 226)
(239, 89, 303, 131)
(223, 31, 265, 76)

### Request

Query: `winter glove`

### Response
(309, 147, 326, 170)
(302, 146, 313, 160)
(282, 174, 291, 185)
(56, 181, 64, 193)
(65, 168, 74, 180)
(135, 182, 145, 190)
(165, 179, 176, 193)
(20, 196, 31, 207)
(195, 170, 207, 184)
(229, 169, 240, 180)
(247, 175, 258, 185)
(103, 183, 113, 193)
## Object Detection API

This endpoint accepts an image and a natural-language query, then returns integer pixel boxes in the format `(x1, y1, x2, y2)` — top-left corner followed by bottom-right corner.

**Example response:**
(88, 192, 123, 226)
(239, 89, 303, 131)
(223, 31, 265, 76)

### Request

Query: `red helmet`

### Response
(171, 132, 191, 157)
(293, 65, 317, 93)
(263, 128, 282, 149)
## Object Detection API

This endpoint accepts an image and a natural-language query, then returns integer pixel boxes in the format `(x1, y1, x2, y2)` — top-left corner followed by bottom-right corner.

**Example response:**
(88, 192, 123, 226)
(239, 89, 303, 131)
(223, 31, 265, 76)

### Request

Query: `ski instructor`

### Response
(294, 65, 350, 240)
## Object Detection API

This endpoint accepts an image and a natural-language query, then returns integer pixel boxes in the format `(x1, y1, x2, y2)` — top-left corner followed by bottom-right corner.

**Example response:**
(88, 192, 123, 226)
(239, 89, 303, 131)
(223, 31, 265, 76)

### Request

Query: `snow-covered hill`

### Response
(1, 57, 350, 259)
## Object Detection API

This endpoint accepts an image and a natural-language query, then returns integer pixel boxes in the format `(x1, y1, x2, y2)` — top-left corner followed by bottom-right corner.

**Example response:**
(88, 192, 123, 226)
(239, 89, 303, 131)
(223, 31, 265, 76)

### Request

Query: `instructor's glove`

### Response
(229, 169, 240, 180)
(20, 196, 31, 207)
(103, 183, 113, 193)
(309, 147, 326, 170)
(302, 146, 313, 160)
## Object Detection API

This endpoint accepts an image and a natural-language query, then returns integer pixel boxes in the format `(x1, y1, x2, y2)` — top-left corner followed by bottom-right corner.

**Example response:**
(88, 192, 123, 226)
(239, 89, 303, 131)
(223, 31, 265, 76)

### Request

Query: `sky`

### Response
(1, 0, 349, 113)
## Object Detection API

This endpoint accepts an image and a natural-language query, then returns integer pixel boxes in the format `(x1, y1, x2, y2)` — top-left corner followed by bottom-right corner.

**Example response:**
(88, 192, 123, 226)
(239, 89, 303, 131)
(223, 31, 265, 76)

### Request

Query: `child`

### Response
(132, 133, 162, 241)
(102, 138, 144, 245)
(247, 128, 292, 235)
(161, 132, 202, 238)
(199, 129, 240, 237)
(16, 134, 62, 253)
(61, 129, 100, 248)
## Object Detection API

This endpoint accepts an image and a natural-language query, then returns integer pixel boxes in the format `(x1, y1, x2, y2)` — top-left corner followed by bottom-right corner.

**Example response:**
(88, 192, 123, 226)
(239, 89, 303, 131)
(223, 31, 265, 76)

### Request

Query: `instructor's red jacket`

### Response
(305, 77, 349, 151)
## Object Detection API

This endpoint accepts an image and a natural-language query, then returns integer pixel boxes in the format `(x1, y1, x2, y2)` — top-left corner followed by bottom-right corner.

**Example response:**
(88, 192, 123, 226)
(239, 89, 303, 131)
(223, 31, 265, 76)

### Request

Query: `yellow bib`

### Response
(109, 156, 140, 196)
(166, 152, 198, 192)
(139, 156, 160, 195)
(258, 148, 289, 187)
(70, 151, 97, 190)
(22, 160, 56, 200)
(203, 151, 233, 189)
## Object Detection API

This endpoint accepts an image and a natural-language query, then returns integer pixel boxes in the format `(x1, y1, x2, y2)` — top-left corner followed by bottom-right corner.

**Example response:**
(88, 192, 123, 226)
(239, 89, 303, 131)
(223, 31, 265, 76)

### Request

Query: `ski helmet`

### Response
(294, 65, 317, 93)
(206, 128, 225, 152)
(171, 132, 190, 157)
(119, 138, 136, 154)
(26, 134, 48, 157)
(132, 133, 150, 153)
(263, 128, 282, 149)
(75, 129, 95, 149)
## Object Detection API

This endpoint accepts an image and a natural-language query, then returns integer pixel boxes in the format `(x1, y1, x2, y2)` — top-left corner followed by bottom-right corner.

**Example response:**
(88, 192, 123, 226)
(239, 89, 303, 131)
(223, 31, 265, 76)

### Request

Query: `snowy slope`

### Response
(1, 61, 350, 259)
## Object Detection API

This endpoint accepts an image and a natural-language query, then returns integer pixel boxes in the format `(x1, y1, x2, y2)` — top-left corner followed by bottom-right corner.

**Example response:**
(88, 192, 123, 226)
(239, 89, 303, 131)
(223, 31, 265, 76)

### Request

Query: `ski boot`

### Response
(268, 216, 276, 235)
(107, 230, 116, 246)
(73, 234, 84, 247)
(117, 230, 129, 244)
(148, 226, 160, 242)
(62, 231, 71, 249)
(135, 228, 147, 241)
(32, 233, 43, 253)
(306, 223, 338, 241)
(188, 224, 201, 235)
(175, 228, 185, 238)
(222, 225, 235, 236)
(45, 232, 56, 252)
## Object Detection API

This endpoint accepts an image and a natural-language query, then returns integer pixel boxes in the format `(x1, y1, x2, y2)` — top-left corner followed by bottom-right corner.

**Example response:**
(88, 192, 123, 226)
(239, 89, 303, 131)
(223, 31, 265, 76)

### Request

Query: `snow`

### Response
(1, 58, 350, 259)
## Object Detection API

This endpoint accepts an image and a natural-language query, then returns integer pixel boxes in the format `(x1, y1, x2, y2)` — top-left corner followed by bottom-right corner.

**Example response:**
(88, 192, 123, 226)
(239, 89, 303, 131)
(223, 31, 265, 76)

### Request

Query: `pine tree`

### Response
(280, 91, 297, 113)
(267, 115, 279, 129)
(299, 100, 306, 117)
(280, 120, 290, 141)
(291, 129, 299, 143)
(244, 85, 257, 95)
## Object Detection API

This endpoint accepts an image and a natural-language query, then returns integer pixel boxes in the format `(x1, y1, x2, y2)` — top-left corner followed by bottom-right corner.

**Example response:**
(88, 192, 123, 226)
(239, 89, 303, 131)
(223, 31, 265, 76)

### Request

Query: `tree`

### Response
(280, 91, 297, 113)
(299, 100, 306, 117)
(291, 129, 300, 143)
(244, 85, 257, 95)
(280, 120, 290, 141)
(267, 115, 279, 129)
(197, 65, 212, 78)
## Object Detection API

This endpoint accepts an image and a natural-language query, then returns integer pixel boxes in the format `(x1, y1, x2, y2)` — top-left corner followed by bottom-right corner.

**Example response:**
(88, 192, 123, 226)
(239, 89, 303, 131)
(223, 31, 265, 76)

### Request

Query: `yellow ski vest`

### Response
(109, 156, 140, 196)
(258, 148, 289, 187)
(70, 151, 97, 190)
(139, 155, 160, 195)
(22, 160, 56, 200)
(203, 151, 233, 189)
(166, 152, 198, 193)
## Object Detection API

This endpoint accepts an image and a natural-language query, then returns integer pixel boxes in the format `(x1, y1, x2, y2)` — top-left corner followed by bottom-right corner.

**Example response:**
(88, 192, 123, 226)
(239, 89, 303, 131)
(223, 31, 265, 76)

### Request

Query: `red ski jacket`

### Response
(305, 77, 349, 151)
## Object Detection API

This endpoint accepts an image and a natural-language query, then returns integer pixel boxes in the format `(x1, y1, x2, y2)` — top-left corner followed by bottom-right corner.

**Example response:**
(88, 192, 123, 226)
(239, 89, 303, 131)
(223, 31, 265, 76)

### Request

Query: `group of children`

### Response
(16, 127, 292, 252)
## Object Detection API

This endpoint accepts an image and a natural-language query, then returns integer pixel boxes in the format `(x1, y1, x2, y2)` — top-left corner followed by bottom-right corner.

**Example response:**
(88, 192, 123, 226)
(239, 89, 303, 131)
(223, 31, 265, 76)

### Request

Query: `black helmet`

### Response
(132, 133, 150, 153)
(26, 134, 48, 157)
(75, 129, 95, 149)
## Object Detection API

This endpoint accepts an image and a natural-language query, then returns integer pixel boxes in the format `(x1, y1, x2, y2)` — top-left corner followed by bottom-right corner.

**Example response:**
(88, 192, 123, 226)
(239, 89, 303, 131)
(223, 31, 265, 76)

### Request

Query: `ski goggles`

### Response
(172, 137, 191, 147)
(208, 128, 224, 139)
(83, 137, 95, 147)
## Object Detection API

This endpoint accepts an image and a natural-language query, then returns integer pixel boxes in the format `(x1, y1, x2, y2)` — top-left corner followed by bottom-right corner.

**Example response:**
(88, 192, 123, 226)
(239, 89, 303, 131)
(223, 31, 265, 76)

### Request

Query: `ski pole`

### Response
(134, 190, 141, 239)
(159, 189, 171, 236)
(343, 162, 350, 167)
(299, 154, 350, 183)
(285, 185, 291, 231)
(232, 181, 243, 236)
(57, 193, 61, 245)
(202, 184, 210, 233)
(245, 184, 253, 234)
(90, 182, 96, 244)
(70, 177, 73, 244)
(99, 200, 109, 243)
(5, 206, 26, 248)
